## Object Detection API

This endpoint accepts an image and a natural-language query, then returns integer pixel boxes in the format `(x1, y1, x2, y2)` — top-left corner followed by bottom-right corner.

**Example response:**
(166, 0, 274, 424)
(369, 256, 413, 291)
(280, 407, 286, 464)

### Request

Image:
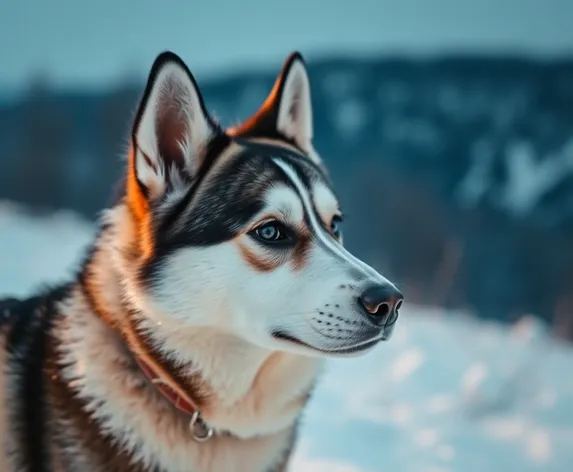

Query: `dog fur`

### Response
(0, 51, 402, 472)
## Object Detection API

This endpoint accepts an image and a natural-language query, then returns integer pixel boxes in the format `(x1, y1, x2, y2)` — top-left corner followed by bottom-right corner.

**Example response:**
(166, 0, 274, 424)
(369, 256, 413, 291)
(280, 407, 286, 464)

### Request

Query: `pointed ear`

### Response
(129, 51, 216, 202)
(273, 52, 314, 153)
(231, 52, 320, 164)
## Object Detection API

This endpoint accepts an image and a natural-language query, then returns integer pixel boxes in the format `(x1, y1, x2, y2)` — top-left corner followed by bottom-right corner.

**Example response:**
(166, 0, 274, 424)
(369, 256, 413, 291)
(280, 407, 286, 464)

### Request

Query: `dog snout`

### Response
(358, 284, 403, 328)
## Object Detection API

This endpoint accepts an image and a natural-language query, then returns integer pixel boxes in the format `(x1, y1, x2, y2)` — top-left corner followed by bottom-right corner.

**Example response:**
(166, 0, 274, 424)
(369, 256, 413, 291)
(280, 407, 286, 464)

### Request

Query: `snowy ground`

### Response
(1, 201, 573, 472)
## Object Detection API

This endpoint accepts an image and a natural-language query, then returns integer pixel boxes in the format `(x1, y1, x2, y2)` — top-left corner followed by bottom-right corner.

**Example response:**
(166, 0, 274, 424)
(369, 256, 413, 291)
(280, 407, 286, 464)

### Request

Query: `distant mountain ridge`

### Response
(2, 54, 573, 335)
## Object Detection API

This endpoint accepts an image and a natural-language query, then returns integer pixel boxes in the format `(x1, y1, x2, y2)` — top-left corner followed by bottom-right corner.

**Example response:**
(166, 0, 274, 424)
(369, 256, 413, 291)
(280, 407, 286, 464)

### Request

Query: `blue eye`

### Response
(331, 216, 343, 238)
(252, 221, 291, 244)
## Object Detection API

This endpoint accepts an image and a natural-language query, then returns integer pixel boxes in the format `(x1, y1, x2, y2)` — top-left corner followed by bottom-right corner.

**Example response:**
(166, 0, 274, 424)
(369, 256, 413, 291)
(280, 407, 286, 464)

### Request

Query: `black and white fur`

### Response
(0, 51, 403, 472)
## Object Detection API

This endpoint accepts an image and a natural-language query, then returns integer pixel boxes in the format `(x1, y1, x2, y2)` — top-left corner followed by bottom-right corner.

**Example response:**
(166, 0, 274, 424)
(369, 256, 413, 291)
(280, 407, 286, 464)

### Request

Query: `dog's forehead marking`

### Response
(156, 140, 332, 253)
(272, 158, 377, 277)
(262, 185, 304, 224)
(311, 181, 340, 223)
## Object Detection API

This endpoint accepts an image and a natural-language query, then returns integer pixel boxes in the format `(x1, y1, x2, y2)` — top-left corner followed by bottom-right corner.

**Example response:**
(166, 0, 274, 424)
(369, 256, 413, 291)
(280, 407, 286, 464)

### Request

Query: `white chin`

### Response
(272, 332, 382, 358)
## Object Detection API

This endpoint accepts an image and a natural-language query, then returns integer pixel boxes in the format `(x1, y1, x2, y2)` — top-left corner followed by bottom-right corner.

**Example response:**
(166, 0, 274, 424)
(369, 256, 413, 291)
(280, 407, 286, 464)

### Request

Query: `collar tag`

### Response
(190, 411, 214, 442)
(135, 356, 214, 443)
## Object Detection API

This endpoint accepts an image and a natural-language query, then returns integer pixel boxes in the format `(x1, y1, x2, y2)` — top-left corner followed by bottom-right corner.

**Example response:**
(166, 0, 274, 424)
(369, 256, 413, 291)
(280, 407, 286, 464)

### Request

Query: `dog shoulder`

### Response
(0, 286, 72, 471)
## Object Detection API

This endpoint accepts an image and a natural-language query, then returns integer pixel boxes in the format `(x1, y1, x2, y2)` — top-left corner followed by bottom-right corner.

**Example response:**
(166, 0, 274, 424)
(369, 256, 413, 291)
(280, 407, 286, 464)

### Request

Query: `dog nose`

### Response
(358, 284, 403, 327)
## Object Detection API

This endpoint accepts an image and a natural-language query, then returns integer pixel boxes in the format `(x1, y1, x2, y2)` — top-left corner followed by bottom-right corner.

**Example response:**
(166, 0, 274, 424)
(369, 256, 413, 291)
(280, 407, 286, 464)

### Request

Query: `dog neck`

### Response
(74, 204, 324, 440)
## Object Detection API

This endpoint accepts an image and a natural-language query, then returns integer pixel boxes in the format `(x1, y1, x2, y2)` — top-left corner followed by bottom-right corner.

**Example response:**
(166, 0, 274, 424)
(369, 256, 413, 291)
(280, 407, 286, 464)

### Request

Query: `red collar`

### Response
(134, 356, 214, 441)
(135, 356, 198, 414)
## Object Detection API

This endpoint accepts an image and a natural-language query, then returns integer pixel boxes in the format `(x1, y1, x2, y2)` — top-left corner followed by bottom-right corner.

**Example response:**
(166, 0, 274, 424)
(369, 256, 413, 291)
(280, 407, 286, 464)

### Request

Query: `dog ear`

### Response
(271, 52, 315, 155)
(129, 51, 216, 203)
(230, 52, 320, 164)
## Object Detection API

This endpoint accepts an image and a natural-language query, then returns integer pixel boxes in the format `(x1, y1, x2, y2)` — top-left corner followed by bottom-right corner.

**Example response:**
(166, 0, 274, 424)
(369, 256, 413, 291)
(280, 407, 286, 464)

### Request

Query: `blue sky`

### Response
(2, 0, 573, 93)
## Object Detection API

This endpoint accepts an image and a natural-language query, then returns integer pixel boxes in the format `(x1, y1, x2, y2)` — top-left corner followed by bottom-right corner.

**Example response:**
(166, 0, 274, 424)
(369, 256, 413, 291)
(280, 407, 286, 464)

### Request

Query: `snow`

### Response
(497, 140, 573, 217)
(0, 201, 94, 297)
(456, 138, 573, 218)
(455, 139, 496, 209)
(1, 201, 573, 471)
(293, 312, 573, 472)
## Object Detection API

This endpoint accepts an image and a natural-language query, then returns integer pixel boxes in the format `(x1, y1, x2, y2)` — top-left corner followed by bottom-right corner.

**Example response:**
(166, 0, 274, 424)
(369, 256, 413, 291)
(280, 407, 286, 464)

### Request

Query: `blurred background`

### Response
(2, 1, 573, 471)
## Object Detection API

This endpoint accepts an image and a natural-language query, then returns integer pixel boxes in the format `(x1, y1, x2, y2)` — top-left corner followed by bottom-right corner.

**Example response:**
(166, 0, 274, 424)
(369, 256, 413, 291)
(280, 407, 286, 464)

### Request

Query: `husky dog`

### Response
(0, 51, 403, 472)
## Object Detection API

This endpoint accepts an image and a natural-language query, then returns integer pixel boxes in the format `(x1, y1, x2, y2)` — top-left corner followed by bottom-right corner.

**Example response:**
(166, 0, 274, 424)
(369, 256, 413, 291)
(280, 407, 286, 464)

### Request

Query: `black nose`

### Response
(358, 284, 403, 327)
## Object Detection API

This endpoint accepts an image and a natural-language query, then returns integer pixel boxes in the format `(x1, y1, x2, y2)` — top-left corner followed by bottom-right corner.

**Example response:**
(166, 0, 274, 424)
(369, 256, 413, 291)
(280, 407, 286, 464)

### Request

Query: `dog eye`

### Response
(252, 221, 292, 244)
(331, 216, 343, 238)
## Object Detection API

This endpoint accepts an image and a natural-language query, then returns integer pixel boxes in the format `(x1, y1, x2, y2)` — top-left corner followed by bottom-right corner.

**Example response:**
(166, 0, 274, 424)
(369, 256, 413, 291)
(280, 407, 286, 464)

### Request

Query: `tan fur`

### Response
(34, 196, 323, 470)
(49, 262, 321, 471)
(235, 239, 283, 272)
(291, 229, 312, 272)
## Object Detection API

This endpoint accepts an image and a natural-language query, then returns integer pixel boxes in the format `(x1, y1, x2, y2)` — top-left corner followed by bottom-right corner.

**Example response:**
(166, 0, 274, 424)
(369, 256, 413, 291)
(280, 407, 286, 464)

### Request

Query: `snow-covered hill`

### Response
(1, 202, 572, 471)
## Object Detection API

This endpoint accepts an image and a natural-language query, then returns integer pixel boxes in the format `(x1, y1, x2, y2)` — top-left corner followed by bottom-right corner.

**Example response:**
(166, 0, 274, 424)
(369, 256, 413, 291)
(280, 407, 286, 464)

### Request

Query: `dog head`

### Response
(123, 51, 403, 358)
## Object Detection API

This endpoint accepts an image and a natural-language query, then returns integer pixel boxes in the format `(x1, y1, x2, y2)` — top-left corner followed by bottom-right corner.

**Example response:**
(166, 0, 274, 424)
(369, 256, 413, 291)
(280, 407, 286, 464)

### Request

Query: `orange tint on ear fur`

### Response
(227, 52, 304, 138)
(227, 73, 283, 137)
(126, 143, 154, 260)
(126, 145, 148, 221)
